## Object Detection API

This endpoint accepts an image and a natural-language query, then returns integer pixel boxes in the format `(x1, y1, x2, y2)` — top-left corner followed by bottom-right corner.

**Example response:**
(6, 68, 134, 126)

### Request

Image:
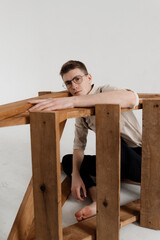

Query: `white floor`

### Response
(0, 123, 160, 240)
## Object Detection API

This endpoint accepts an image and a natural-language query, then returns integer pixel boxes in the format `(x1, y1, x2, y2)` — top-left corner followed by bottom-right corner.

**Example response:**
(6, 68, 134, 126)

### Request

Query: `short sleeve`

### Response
(73, 118, 88, 150)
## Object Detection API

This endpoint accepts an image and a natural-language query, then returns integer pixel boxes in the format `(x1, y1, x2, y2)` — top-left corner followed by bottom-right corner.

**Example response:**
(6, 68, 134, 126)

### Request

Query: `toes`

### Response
(75, 210, 82, 218)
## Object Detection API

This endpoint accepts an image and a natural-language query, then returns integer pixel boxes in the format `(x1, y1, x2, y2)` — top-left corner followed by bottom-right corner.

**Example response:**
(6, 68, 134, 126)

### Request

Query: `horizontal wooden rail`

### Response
(0, 104, 143, 128)
(1, 91, 160, 128)
(1, 92, 159, 122)
(62, 199, 140, 240)
(0, 91, 69, 121)
(138, 93, 160, 98)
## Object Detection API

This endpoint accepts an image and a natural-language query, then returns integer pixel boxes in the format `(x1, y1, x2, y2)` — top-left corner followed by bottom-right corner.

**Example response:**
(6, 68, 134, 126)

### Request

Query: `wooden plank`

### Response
(0, 102, 142, 128)
(138, 93, 160, 98)
(38, 91, 52, 96)
(0, 107, 95, 128)
(120, 199, 140, 227)
(30, 111, 63, 240)
(7, 179, 34, 240)
(96, 104, 120, 240)
(58, 107, 95, 122)
(140, 99, 160, 230)
(0, 91, 69, 121)
(7, 176, 70, 240)
(0, 113, 30, 128)
(26, 199, 140, 240)
(62, 199, 140, 240)
(1, 91, 160, 122)
(22, 176, 71, 240)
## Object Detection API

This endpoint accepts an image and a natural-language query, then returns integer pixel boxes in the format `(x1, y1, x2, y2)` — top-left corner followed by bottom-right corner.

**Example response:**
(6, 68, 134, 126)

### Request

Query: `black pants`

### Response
(62, 138, 142, 191)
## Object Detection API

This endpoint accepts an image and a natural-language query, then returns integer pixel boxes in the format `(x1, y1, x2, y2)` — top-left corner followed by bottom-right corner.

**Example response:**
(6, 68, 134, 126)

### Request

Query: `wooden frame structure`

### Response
(0, 91, 160, 240)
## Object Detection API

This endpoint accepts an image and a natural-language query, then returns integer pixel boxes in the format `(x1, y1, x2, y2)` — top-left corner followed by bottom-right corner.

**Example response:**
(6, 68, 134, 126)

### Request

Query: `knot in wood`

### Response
(43, 121, 46, 125)
(153, 104, 159, 108)
(107, 112, 110, 115)
(103, 200, 108, 208)
(40, 184, 46, 192)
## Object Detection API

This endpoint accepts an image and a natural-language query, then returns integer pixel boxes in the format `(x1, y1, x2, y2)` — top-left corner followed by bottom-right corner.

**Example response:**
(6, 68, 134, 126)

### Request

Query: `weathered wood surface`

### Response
(30, 112, 63, 240)
(0, 103, 143, 128)
(7, 175, 71, 240)
(1, 91, 160, 122)
(140, 99, 160, 230)
(0, 91, 69, 121)
(62, 199, 140, 240)
(96, 104, 121, 240)
(138, 93, 160, 98)
(7, 179, 34, 240)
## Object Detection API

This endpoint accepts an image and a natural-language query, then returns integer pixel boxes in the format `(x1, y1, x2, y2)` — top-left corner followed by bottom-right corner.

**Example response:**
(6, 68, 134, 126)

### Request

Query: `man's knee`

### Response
(62, 154, 72, 174)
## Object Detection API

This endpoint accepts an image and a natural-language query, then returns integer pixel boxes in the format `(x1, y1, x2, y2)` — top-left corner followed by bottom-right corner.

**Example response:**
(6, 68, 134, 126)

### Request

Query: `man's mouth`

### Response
(74, 90, 82, 95)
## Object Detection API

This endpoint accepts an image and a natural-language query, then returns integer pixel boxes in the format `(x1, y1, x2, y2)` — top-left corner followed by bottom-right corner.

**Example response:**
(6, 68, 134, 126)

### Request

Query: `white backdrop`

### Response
(0, 0, 160, 239)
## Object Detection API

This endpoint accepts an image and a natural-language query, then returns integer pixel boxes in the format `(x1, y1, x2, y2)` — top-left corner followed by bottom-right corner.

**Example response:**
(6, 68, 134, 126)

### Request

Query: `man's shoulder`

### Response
(92, 84, 120, 94)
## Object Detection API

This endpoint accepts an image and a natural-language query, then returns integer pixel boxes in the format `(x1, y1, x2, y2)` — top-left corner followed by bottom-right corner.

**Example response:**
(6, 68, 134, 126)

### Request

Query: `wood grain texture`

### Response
(140, 100, 160, 230)
(30, 111, 62, 240)
(24, 198, 140, 240)
(14, 176, 71, 240)
(138, 93, 160, 98)
(7, 179, 34, 240)
(0, 112, 30, 128)
(62, 199, 140, 240)
(96, 104, 121, 240)
(0, 91, 69, 121)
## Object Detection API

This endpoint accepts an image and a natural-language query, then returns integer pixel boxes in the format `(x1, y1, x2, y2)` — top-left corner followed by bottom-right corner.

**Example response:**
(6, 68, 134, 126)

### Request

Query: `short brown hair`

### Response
(60, 60, 88, 77)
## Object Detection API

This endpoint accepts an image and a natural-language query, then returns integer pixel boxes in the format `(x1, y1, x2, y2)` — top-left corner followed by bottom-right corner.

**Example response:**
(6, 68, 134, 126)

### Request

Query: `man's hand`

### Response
(71, 173, 87, 201)
(28, 97, 75, 111)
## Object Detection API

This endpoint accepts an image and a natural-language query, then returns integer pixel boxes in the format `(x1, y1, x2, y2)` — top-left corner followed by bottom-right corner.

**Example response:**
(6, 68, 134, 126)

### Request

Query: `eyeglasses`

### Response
(62, 74, 88, 89)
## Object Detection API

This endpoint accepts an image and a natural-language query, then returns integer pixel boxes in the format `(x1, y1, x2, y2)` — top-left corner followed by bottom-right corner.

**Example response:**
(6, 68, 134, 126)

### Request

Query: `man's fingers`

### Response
(82, 185, 87, 198)
(76, 188, 84, 201)
(28, 99, 46, 104)
(29, 100, 56, 111)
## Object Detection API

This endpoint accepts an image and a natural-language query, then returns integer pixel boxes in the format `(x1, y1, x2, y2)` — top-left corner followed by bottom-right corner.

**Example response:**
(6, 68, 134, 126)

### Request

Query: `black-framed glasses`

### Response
(62, 74, 88, 89)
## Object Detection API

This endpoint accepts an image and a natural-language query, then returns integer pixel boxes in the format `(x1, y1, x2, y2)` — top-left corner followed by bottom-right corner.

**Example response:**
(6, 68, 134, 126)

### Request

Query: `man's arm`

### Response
(28, 89, 137, 111)
(71, 149, 87, 201)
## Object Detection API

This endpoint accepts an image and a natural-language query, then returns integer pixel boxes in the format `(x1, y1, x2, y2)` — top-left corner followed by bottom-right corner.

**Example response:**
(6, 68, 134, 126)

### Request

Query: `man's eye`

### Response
(74, 77, 81, 82)
(66, 81, 71, 85)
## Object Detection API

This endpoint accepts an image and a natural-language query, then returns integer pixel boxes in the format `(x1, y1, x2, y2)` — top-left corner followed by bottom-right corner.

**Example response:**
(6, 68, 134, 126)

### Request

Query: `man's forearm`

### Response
(72, 149, 84, 175)
(72, 90, 137, 108)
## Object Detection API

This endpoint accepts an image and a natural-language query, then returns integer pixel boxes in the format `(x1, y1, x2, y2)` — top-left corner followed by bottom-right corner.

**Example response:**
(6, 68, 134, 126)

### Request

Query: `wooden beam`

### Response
(1, 91, 160, 122)
(0, 100, 142, 128)
(140, 99, 160, 230)
(120, 199, 140, 227)
(30, 111, 63, 240)
(7, 175, 71, 240)
(7, 179, 34, 240)
(96, 104, 121, 240)
(0, 108, 95, 128)
(38, 91, 52, 96)
(0, 91, 69, 121)
(138, 93, 160, 98)
(62, 199, 140, 240)
(25, 199, 140, 240)
(0, 113, 30, 128)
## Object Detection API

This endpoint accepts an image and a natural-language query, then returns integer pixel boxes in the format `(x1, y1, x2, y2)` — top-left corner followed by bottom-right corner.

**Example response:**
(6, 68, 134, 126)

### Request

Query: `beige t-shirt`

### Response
(73, 84, 142, 150)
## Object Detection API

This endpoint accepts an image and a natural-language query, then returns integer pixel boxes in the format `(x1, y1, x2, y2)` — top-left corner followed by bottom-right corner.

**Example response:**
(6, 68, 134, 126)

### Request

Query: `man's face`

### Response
(62, 68, 92, 96)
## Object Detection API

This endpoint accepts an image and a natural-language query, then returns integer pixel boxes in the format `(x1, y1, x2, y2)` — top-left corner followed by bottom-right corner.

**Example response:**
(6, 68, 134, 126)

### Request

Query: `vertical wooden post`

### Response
(30, 111, 63, 240)
(140, 100, 160, 230)
(96, 104, 121, 240)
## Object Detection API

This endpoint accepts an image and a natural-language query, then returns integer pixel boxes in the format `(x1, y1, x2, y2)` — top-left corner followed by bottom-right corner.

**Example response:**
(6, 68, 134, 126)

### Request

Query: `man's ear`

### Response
(88, 74, 92, 83)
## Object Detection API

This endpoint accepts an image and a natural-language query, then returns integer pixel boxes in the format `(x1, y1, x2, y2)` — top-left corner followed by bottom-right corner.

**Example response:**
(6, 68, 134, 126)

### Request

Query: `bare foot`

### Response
(75, 202, 96, 222)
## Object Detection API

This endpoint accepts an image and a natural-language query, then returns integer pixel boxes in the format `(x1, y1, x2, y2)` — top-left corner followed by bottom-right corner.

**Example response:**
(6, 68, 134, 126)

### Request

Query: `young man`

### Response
(29, 60, 142, 222)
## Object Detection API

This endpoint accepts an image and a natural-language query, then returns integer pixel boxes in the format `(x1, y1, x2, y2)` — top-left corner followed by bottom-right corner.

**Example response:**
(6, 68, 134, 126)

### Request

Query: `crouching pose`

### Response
(29, 60, 142, 222)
